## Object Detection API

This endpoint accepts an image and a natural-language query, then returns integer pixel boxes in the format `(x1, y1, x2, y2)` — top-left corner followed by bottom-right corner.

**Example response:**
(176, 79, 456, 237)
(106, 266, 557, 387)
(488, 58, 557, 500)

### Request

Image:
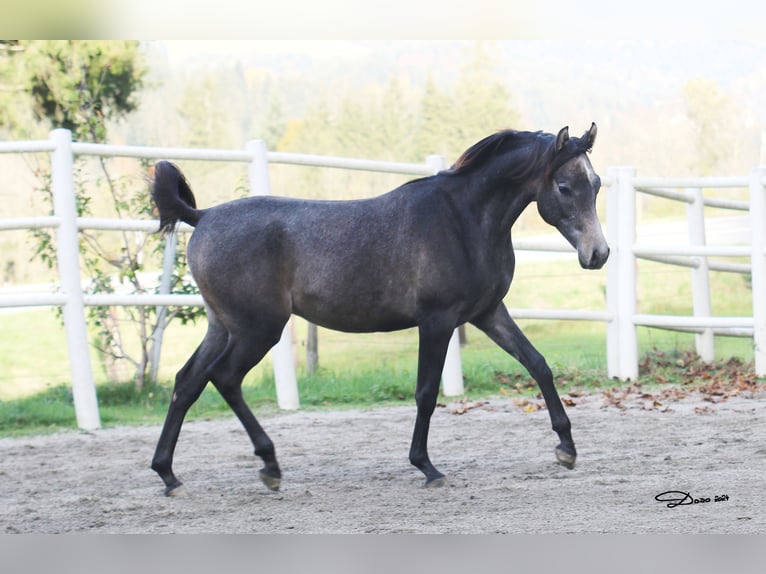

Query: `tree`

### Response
(335, 96, 370, 157)
(683, 77, 739, 175)
(373, 77, 416, 161)
(414, 76, 453, 160)
(451, 42, 519, 156)
(0, 41, 35, 138)
(261, 97, 287, 151)
(414, 43, 520, 165)
(177, 66, 251, 150)
(1, 41, 197, 390)
(19, 41, 144, 141)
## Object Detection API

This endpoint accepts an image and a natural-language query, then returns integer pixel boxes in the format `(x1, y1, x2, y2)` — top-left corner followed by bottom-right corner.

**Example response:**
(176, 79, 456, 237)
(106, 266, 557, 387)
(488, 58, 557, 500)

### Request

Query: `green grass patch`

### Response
(0, 384, 78, 435)
(1, 321, 755, 437)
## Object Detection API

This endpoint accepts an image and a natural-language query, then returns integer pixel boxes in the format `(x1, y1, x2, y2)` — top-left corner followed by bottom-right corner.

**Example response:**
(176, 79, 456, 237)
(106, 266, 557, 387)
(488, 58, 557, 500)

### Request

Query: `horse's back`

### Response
(188, 193, 414, 266)
(186, 192, 431, 331)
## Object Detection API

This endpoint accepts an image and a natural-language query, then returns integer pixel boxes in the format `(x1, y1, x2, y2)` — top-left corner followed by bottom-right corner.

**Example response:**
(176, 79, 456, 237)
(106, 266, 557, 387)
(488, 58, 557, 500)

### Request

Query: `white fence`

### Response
(1, 130, 764, 430)
(606, 167, 766, 381)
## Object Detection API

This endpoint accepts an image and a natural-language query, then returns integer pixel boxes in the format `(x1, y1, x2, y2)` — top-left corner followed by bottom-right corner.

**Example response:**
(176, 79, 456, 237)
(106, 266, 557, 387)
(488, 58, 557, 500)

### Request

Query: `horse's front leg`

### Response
(409, 316, 455, 487)
(472, 304, 576, 469)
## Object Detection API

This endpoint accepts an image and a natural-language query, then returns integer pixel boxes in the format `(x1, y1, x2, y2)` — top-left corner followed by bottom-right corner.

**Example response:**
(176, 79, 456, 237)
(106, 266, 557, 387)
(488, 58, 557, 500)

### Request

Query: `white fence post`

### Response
(442, 331, 464, 396)
(50, 129, 101, 430)
(247, 139, 300, 409)
(606, 167, 638, 380)
(605, 168, 620, 379)
(148, 229, 177, 383)
(749, 167, 766, 376)
(686, 187, 715, 361)
(426, 154, 465, 396)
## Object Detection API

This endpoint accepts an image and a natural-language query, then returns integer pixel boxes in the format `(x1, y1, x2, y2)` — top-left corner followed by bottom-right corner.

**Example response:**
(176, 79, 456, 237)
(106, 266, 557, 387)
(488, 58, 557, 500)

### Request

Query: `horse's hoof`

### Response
(424, 475, 447, 488)
(555, 447, 576, 469)
(259, 469, 281, 492)
(164, 483, 188, 497)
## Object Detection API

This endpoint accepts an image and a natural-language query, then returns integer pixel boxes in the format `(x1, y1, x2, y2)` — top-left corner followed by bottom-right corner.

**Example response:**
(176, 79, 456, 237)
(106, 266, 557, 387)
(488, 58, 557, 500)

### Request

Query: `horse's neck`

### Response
(456, 176, 536, 240)
(499, 185, 536, 232)
(472, 147, 544, 236)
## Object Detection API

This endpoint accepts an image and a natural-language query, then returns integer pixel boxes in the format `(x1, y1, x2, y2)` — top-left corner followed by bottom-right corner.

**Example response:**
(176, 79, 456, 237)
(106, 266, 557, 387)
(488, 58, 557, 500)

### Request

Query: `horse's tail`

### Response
(151, 161, 204, 233)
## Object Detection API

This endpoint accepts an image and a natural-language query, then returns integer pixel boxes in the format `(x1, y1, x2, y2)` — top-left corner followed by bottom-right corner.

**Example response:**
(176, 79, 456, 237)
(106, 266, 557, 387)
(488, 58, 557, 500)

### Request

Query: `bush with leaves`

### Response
(2, 41, 204, 390)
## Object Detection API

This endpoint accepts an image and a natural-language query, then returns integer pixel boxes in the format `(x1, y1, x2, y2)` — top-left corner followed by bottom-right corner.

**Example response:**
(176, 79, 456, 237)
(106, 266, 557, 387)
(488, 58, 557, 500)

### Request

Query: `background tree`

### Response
(450, 42, 519, 155)
(413, 76, 453, 160)
(261, 97, 287, 151)
(683, 77, 739, 176)
(0, 40, 200, 390)
(372, 78, 416, 161)
(178, 74, 235, 149)
(0, 41, 36, 138)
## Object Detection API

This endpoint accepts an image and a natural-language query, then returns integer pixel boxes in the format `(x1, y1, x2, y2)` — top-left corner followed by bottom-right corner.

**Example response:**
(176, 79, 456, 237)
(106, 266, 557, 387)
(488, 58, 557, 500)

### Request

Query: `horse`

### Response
(149, 123, 608, 496)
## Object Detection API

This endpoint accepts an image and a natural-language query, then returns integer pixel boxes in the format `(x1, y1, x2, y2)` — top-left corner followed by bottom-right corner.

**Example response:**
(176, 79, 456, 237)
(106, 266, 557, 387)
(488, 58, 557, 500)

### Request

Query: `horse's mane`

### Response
(446, 129, 592, 183)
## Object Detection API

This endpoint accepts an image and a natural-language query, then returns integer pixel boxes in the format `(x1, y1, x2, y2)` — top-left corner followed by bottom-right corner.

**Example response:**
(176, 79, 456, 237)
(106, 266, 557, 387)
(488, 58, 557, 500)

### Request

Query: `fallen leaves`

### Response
(600, 385, 672, 411)
(480, 348, 765, 416)
(600, 349, 764, 412)
(495, 371, 536, 394)
(513, 398, 544, 413)
(446, 398, 490, 415)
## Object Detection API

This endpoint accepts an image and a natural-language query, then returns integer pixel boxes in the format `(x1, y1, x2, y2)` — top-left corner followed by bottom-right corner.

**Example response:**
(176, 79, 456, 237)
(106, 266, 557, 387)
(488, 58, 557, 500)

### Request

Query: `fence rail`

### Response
(1, 130, 764, 430)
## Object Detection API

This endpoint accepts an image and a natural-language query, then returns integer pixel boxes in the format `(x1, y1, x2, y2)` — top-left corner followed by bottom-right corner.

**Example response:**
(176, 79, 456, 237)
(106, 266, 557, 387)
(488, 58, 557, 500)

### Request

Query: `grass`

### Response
(0, 258, 758, 437)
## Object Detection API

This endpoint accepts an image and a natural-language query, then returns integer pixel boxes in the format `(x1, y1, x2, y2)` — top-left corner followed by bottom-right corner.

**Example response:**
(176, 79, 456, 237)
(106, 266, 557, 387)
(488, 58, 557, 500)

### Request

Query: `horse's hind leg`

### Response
(207, 324, 285, 492)
(151, 321, 228, 496)
(472, 304, 577, 469)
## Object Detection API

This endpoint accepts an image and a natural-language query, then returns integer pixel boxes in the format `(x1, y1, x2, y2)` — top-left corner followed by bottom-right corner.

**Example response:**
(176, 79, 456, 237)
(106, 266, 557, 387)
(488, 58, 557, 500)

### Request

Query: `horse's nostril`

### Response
(585, 245, 610, 269)
(598, 247, 610, 267)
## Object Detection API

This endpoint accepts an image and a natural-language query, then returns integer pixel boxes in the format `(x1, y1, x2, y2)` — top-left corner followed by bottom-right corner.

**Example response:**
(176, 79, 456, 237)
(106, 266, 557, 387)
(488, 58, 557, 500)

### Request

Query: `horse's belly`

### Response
(291, 285, 417, 333)
(301, 311, 416, 334)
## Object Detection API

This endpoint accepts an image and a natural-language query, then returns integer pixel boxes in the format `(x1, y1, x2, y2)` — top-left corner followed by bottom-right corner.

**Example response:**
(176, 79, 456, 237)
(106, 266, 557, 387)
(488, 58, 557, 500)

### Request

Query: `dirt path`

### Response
(1, 390, 764, 533)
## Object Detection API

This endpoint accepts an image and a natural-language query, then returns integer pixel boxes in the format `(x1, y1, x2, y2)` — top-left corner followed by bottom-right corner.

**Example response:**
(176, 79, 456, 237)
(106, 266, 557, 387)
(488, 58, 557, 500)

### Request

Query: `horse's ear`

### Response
(555, 126, 569, 152)
(585, 122, 597, 149)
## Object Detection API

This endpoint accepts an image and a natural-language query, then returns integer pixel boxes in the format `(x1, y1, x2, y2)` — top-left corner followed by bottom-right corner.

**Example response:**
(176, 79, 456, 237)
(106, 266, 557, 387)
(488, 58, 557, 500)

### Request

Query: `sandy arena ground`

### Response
(1, 389, 764, 533)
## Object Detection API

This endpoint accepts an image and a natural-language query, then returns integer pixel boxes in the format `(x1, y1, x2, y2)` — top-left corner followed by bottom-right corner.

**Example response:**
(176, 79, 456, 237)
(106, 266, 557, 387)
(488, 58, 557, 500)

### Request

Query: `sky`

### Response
(5, 0, 766, 40)
(117, 1, 766, 40)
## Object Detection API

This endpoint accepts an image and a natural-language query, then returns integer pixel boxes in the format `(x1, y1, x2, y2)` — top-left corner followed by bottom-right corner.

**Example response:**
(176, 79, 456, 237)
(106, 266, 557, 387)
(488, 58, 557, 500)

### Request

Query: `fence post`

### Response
(686, 187, 715, 362)
(605, 168, 620, 379)
(606, 167, 638, 380)
(247, 139, 300, 409)
(426, 154, 464, 396)
(148, 229, 177, 384)
(749, 167, 766, 376)
(50, 129, 101, 430)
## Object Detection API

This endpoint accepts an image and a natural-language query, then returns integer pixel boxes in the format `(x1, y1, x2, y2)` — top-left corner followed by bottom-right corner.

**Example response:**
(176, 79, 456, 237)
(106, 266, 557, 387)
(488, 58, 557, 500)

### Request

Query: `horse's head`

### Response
(536, 123, 609, 270)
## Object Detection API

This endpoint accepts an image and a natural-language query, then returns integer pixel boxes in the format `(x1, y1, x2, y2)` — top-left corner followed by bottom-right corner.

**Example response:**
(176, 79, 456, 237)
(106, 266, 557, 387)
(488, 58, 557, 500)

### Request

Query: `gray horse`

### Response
(150, 123, 608, 495)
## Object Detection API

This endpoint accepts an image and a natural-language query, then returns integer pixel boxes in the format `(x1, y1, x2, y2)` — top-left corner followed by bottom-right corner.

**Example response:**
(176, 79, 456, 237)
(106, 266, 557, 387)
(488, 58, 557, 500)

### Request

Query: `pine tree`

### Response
(451, 42, 519, 155)
(414, 76, 454, 160)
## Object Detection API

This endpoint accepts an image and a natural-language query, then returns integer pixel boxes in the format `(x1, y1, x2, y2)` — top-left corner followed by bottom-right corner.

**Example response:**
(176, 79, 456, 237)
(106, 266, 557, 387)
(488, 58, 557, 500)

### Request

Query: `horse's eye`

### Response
(558, 184, 572, 196)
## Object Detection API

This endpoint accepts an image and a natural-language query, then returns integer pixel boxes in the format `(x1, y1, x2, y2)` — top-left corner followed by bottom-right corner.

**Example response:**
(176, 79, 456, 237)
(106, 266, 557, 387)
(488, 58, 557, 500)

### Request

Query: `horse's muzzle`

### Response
(579, 244, 610, 270)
